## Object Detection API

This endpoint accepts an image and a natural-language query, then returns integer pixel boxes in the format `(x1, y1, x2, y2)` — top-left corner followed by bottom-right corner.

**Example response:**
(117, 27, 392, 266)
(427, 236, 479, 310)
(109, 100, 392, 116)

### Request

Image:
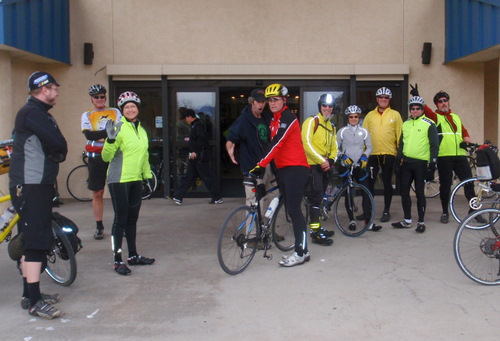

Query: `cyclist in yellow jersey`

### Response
(362, 87, 403, 223)
(81, 84, 121, 240)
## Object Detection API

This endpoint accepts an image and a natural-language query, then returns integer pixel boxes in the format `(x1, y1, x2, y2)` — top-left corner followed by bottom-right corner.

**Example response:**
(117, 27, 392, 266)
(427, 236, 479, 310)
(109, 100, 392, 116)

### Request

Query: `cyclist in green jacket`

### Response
(392, 96, 439, 233)
(102, 91, 155, 276)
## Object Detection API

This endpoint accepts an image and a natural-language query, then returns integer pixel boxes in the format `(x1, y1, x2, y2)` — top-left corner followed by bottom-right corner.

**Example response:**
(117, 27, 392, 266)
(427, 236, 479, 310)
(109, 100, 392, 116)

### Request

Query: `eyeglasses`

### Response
(268, 97, 283, 102)
(378, 96, 390, 100)
(437, 98, 449, 103)
(410, 107, 422, 111)
(92, 95, 106, 99)
(321, 104, 333, 108)
(348, 115, 359, 119)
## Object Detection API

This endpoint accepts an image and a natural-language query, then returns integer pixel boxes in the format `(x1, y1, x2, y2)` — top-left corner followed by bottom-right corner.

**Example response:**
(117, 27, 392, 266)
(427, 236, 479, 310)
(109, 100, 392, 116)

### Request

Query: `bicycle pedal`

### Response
(264, 252, 273, 260)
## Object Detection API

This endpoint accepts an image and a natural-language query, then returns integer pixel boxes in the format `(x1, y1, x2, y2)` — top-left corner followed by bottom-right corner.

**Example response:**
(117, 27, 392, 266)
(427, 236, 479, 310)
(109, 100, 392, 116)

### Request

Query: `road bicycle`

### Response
(66, 152, 92, 202)
(303, 163, 375, 237)
(0, 193, 77, 286)
(454, 207, 500, 285)
(217, 177, 295, 275)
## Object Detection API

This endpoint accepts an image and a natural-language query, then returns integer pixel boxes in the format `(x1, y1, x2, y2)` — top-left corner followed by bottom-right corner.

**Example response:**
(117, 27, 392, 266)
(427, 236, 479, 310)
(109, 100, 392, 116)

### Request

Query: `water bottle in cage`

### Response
(0, 206, 16, 230)
(264, 197, 280, 219)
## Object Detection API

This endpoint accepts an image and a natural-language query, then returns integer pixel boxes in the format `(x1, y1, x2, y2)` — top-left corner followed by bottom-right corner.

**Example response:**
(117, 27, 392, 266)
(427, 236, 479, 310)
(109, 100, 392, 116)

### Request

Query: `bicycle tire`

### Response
(66, 165, 92, 202)
(411, 174, 440, 198)
(449, 177, 500, 228)
(45, 220, 77, 286)
(272, 199, 295, 252)
(217, 205, 258, 275)
(333, 183, 374, 237)
(142, 170, 158, 200)
(454, 208, 500, 285)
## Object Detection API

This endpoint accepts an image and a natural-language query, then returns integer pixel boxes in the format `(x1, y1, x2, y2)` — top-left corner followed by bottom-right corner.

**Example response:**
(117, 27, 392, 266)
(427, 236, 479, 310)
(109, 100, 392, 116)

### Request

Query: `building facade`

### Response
(0, 0, 498, 198)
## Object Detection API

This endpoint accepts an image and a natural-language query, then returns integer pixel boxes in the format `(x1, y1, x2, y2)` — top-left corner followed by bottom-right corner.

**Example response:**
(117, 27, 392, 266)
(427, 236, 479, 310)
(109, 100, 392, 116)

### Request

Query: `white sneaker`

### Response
(279, 252, 308, 267)
(282, 251, 310, 262)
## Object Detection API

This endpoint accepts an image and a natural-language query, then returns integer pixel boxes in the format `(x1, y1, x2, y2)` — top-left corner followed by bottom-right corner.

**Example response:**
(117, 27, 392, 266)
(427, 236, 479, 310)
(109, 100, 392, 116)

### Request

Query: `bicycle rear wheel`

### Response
(272, 199, 295, 251)
(217, 205, 258, 275)
(333, 183, 374, 237)
(449, 177, 500, 228)
(66, 165, 92, 202)
(142, 170, 158, 200)
(454, 208, 500, 285)
(45, 220, 77, 286)
(412, 174, 440, 198)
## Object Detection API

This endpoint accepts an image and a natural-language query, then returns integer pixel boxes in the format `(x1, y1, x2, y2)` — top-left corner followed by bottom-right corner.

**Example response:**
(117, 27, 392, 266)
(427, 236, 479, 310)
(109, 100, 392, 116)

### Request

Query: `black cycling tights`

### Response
(277, 166, 309, 256)
(368, 154, 395, 213)
(108, 181, 142, 262)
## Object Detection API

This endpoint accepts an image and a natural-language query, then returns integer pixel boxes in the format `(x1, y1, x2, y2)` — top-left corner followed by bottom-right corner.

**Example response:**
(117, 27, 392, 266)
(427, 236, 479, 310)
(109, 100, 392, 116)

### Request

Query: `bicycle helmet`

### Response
(344, 105, 362, 115)
(408, 96, 425, 107)
(433, 90, 450, 104)
(117, 91, 141, 110)
(264, 83, 288, 98)
(88, 84, 107, 96)
(318, 94, 334, 112)
(375, 87, 392, 98)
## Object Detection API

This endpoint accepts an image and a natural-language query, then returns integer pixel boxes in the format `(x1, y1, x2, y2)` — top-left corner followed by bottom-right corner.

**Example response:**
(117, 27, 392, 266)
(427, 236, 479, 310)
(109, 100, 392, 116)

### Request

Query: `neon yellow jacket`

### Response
(102, 117, 152, 184)
(362, 106, 402, 156)
(301, 113, 338, 165)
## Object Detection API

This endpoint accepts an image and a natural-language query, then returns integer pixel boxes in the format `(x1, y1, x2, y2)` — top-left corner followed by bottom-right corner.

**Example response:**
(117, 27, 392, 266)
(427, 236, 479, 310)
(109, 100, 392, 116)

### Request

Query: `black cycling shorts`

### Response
(10, 184, 54, 251)
(87, 155, 109, 191)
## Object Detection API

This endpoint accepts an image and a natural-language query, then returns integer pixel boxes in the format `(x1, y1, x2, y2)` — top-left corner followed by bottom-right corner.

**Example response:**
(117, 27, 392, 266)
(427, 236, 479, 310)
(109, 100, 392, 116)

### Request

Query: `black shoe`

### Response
(29, 300, 62, 319)
(416, 223, 426, 233)
(94, 228, 104, 240)
(21, 293, 60, 310)
(349, 221, 357, 231)
(311, 231, 333, 246)
(209, 198, 223, 204)
(127, 255, 155, 265)
(114, 262, 131, 275)
(355, 214, 365, 221)
(319, 227, 334, 237)
(391, 220, 412, 229)
(380, 212, 390, 222)
(440, 213, 449, 224)
(367, 224, 382, 231)
(474, 214, 487, 224)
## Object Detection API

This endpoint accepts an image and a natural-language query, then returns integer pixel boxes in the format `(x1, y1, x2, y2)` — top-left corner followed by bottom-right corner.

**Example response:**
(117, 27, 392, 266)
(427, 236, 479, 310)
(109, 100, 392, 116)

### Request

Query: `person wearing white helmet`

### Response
(301, 93, 338, 246)
(81, 84, 121, 240)
(391, 96, 439, 233)
(337, 105, 381, 232)
(102, 91, 155, 275)
(362, 87, 403, 223)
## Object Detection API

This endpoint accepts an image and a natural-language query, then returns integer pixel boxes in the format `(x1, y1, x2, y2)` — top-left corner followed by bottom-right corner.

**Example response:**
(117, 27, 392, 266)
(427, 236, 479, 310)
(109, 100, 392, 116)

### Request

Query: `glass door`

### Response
(170, 90, 218, 196)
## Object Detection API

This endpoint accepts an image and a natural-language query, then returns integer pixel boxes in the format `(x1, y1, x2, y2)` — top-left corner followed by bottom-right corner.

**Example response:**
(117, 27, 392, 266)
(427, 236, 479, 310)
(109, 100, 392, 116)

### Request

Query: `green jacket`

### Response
(102, 117, 152, 184)
(399, 115, 439, 162)
(436, 112, 466, 157)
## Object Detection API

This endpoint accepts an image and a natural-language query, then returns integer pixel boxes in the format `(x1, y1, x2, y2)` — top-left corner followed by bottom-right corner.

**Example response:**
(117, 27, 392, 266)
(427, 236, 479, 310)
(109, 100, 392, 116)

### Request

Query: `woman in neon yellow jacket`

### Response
(102, 91, 154, 276)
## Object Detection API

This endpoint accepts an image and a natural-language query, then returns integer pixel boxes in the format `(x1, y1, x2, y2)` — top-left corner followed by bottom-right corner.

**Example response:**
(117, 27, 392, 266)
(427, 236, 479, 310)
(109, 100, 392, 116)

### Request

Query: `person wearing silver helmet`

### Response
(391, 96, 438, 233)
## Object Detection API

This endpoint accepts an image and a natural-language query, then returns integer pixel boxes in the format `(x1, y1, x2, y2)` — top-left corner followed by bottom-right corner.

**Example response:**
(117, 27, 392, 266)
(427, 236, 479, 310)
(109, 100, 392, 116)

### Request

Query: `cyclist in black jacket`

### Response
(9, 71, 67, 319)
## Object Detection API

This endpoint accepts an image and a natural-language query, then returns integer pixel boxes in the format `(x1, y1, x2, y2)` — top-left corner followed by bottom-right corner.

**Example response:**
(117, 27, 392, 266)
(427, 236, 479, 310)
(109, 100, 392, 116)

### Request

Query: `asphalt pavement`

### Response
(0, 194, 499, 340)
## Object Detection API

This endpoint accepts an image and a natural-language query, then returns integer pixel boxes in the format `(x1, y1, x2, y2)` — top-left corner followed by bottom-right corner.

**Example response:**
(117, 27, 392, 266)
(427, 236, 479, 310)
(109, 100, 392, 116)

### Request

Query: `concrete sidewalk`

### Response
(0, 194, 499, 340)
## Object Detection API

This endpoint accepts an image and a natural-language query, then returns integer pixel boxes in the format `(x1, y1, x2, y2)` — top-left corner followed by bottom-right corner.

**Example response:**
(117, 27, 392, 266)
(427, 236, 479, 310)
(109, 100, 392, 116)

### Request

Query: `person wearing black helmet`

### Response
(301, 93, 337, 246)
(9, 71, 67, 319)
(81, 84, 121, 240)
(391, 96, 438, 233)
(410, 84, 480, 224)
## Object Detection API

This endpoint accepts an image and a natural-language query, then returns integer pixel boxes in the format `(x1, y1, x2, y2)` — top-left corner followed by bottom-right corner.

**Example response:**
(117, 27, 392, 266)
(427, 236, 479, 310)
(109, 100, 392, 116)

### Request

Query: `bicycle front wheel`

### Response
(45, 221, 77, 286)
(449, 177, 500, 228)
(272, 199, 295, 251)
(142, 170, 158, 200)
(217, 205, 258, 275)
(412, 174, 440, 198)
(333, 183, 374, 237)
(454, 208, 500, 285)
(66, 165, 92, 202)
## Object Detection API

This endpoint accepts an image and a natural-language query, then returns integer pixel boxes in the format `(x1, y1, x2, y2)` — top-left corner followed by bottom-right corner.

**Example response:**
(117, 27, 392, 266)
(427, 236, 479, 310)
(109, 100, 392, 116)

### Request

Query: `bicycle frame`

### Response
(0, 194, 19, 244)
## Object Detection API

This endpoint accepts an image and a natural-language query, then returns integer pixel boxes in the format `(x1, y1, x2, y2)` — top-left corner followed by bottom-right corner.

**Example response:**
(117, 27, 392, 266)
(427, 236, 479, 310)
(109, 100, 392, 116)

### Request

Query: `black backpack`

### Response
(52, 212, 82, 254)
(475, 144, 500, 180)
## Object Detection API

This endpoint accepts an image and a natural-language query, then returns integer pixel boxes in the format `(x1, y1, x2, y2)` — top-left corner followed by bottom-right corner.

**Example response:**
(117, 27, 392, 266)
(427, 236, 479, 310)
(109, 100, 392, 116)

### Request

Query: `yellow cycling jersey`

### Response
(81, 107, 121, 132)
(362, 106, 402, 156)
(301, 113, 338, 165)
